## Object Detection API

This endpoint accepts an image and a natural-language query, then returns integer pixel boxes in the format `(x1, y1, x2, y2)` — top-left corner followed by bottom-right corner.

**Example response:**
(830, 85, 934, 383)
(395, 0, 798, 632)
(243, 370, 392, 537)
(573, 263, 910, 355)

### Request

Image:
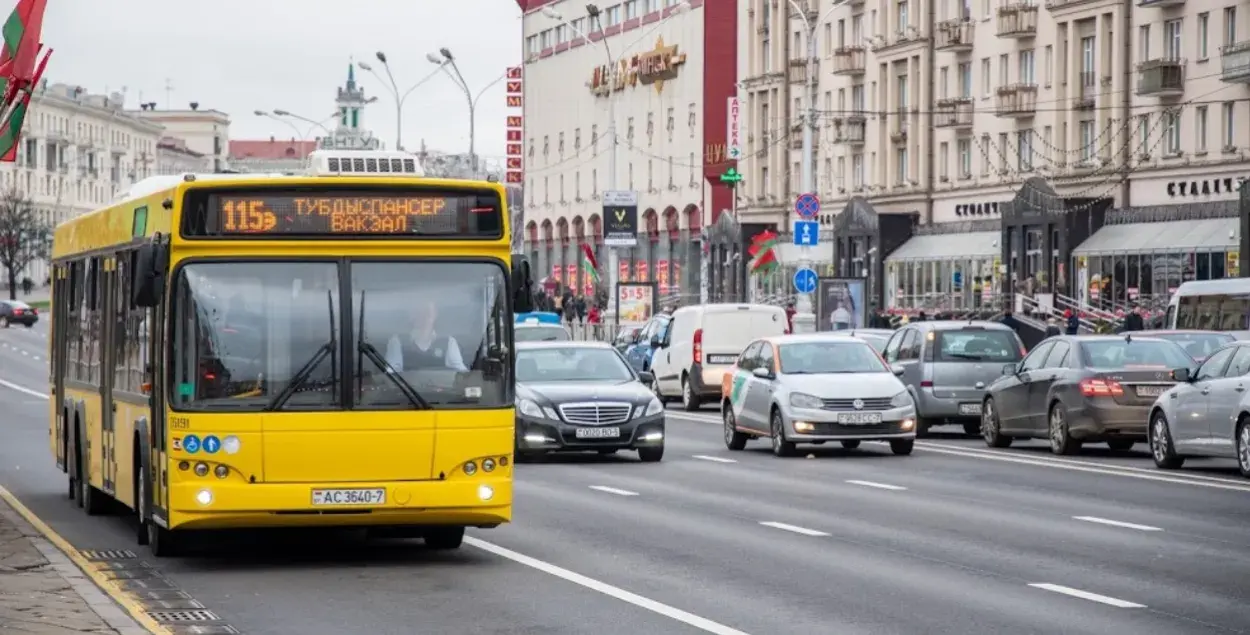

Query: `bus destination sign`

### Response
(195, 189, 503, 238)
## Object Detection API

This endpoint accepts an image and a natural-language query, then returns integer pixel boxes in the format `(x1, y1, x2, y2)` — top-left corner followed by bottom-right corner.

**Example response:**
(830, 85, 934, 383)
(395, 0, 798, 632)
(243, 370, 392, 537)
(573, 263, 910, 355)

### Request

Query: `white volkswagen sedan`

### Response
(719, 334, 918, 457)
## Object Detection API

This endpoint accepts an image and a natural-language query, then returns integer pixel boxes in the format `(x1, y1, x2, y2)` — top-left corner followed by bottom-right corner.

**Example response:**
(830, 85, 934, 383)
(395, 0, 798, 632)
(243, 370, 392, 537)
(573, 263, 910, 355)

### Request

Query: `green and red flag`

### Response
(580, 243, 600, 285)
(747, 229, 779, 275)
(0, 0, 52, 162)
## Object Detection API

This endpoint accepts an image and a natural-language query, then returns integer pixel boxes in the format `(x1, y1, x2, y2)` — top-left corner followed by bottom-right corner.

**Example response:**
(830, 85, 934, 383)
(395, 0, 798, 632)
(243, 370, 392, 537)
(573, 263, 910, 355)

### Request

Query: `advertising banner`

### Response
(615, 281, 658, 324)
(602, 190, 639, 246)
(816, 277, 868, 331)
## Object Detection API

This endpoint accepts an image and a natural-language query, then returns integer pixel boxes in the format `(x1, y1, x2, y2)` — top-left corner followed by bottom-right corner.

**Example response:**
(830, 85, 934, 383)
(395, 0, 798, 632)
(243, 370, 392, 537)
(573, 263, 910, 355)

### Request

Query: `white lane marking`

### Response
(1073, 516, 1163, 532)
(31, 356, 38, 361)
(588, 485, 639, 497)
(758, 521, 830, 537)
(919, 441, 1243, 485)
(20, 350, 27, 355)
(1028, 583, 1146, 608)
(692, 455, 737, 463)
(465, 537, 751, 635)
(846, 479, 907, 491)
(0, 379, 48, 400)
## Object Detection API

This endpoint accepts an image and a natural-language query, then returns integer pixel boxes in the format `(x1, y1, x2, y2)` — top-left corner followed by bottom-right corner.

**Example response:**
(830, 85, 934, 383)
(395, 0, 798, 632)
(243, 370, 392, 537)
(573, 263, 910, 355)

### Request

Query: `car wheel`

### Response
(1235, 419, 1250, 479)
(1149, 412, 1184, 470)
(681, 376, 701, 411)
(1106, 439, 1134, 452)
(723, 405, 748, 451)
(980, 398, 1012, 448)
(770, 410, 796, 457)
(638, 445, 664, 462)
(840, 440, 861, 449)
(889, 439, 914, 455)
(1048, 404, 1081, 456)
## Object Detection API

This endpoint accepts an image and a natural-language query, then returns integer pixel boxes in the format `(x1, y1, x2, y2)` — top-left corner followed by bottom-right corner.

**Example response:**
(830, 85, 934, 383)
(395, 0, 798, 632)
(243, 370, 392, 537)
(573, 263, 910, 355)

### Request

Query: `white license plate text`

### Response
(959, 403, 983, 415)
(837, 412, 883, 425)
(575, 427, 621, 439)
(311, 488, 386, 506)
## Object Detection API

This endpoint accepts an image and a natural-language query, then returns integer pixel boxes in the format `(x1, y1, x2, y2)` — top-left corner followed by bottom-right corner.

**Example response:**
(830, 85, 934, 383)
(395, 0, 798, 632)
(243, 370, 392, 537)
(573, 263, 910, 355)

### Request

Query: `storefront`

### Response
(884, 220, 1002, 311)
(1000, 177, 1112, 302)
(830, 197, 918, 311)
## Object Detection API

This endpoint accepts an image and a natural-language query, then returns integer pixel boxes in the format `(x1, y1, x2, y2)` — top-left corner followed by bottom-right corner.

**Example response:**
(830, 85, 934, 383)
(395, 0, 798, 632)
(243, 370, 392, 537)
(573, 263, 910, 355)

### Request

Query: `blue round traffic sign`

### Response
(203, 435, 221, 454)
(794, 193, 820, 219)
(793, 267, 818, 294)
(183, 435, 201, 454)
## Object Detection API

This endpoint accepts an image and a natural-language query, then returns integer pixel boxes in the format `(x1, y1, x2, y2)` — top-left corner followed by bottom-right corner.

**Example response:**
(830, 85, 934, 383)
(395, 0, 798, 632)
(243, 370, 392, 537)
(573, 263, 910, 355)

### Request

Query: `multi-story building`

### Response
(227, 137, 317, 174)
(1, 82, 163, 287)
(738, 0, 1250, 315)
(155, 136, 207, 175)
(132, 104, 231, 173)
(516, 0, 739, 302)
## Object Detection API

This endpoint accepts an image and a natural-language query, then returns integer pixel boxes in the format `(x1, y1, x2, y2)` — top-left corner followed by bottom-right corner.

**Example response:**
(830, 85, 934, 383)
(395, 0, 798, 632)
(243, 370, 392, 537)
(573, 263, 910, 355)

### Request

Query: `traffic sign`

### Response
(793, 267, 818, 294)
(204, 435, 221, 454)
(183, 435, 201, 454)
(793, 221, 819, 247)
(795, 193, 820, 219)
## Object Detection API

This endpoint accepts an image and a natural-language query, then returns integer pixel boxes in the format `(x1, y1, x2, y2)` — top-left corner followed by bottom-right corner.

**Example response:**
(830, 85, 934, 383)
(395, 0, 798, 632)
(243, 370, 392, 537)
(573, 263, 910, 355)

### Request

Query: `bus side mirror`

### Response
(132, 242, 169, 308)
(511, 255, 534, 313)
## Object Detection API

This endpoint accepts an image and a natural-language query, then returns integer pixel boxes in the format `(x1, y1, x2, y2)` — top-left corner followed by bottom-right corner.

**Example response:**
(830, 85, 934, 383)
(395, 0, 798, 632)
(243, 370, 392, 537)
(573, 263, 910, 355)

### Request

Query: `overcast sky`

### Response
(42, 0, 520, 157)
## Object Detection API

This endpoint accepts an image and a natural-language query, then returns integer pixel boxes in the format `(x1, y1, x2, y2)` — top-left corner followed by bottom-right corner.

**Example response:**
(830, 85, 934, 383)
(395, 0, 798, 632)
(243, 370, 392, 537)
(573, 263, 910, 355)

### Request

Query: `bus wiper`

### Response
(358, 342, 430, 409)
(266, 342, 333, 411)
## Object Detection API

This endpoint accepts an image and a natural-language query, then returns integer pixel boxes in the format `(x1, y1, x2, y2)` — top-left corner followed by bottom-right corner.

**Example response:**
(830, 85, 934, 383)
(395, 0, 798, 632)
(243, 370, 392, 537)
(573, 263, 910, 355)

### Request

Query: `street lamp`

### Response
(541, 1, 691, 322)
(271, 109, 338, 141)
(255, 109, 339, 141)
(361, 52, 448, 151)
(427, 48, 508, 176)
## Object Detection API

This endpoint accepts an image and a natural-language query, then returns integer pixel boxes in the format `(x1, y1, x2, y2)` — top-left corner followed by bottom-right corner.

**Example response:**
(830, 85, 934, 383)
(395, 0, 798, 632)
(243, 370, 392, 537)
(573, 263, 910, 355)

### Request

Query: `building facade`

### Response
(132, 105, 231, 173)
(156, 136, 207, 175)
(516, 0, 738, 302)
(737, 0, 1250, 315)
(1, 82, 164, 288)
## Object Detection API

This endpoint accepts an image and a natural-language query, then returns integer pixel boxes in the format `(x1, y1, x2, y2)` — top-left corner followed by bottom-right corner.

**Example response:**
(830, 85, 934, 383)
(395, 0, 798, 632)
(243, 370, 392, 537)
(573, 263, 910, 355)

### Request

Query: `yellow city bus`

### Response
(48, 151, 534, 557)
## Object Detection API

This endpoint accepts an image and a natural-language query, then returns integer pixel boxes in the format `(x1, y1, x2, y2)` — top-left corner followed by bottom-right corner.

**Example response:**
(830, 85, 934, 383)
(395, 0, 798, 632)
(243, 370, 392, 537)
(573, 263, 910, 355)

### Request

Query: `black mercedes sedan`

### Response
(515, 341, 665, 462)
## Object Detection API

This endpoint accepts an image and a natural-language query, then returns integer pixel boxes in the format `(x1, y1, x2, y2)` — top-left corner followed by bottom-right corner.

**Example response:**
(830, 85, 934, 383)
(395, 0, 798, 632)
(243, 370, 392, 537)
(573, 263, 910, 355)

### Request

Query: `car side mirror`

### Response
(1002, 363, 1018, 375)
(752, 367, 773, 380)
(891, 365, 905, 377)
(1170, 367, 1192, 383)
(637, 370, 655, 384)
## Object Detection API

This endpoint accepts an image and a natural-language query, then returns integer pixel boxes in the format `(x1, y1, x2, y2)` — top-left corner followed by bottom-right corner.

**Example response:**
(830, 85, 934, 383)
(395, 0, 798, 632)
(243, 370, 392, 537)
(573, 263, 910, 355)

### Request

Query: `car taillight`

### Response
(919, 380, 933, 387)
(1079, 378, 1123, 397)
(693, 328, 703, 365)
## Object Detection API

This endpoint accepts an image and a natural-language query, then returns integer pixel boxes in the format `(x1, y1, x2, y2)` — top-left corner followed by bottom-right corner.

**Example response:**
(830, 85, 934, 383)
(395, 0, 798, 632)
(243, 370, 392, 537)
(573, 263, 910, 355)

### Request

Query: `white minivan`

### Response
(650, 303, 789, 410)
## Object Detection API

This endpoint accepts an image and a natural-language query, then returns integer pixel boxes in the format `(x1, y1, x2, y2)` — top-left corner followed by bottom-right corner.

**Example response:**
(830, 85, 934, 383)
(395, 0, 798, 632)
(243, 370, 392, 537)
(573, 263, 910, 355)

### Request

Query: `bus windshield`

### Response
(170, 260, 511, 411)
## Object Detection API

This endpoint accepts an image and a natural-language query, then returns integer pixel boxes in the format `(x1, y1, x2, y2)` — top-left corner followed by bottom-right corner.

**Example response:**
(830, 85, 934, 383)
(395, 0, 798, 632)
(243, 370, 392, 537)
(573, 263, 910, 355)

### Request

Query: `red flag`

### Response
(0, 0, 51, 162)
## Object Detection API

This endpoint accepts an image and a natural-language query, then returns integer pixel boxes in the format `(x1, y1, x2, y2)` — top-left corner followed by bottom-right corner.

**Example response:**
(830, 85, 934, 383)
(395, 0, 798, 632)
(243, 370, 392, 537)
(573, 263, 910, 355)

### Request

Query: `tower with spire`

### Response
(328, 60, 380, 150)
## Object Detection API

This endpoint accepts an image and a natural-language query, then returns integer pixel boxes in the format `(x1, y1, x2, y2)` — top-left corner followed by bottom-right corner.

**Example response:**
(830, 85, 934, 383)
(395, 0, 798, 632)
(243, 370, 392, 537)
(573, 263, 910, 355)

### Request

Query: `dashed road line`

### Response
(1073, 516, 1163, 532)
(0, 378, 48, 400)
(846, 479, 907, 491)
(588, 485, 639, 497)
(758, 521, 830, 537)
(692, 455, 737, 463)
(1028, 583, 1146, 608)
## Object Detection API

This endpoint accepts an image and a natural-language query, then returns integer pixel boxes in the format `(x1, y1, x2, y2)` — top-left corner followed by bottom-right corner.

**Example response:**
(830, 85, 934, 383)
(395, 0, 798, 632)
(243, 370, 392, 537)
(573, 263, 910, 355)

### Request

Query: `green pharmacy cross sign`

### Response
(719, 167, 743, 187)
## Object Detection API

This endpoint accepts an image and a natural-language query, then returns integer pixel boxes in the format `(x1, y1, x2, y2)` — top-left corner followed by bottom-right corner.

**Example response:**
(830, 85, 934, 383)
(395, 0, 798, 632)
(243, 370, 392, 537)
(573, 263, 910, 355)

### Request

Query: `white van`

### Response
(650, 303, 789, 410)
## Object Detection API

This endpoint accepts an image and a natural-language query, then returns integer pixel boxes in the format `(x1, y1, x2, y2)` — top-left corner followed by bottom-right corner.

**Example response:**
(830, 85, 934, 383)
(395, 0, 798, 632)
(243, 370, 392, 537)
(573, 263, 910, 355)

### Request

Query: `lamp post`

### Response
(541, 1, 691, 320)
(255, 110, 339, 141)
(427, 49, 508, 177)
(360, 53, 447, 152)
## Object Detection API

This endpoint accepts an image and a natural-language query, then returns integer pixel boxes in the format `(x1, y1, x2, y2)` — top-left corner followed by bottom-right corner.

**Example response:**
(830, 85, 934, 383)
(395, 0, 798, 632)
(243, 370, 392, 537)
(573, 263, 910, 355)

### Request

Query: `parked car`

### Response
(623, 314, 670, 372)
(1131, 329, 1234, 363)
(1147, 340, 1250, 478)
(0, 300, 38, 327)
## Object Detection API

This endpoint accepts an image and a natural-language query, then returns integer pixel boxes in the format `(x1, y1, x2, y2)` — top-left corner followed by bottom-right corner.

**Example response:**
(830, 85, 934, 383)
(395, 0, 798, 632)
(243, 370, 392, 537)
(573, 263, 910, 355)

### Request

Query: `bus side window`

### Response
(1165, 304, 1176, 329)
(1176, 295, 1200, 329)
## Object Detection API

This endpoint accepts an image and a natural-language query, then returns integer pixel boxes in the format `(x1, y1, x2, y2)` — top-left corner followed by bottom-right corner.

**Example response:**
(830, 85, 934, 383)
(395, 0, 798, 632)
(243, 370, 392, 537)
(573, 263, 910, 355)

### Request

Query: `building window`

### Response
(981, 58, 990, 96)
(1222, 102, 1235, 149)
(897, 0, 908, 31)
(1138, 25, 1150, 61)
(957, 139, 971, 179)
(939, 142, 948, 179)
(1138, 114, 1151, 156)
(1164, 19, 1182, 60)
(998, 54, 1009, 85)
(1198, 13, 1210, 58)
(1224, 7, 1237, 47)
(1163, 111, 1181, 155)
(852, 153, 864, 188)
(1017, 130, 1033, 171)
(624, 0, 638, 20)
(1196, 106, 1208, 153)
(1019, 49, 1035, 84)
(896, 147, 908, 184)
(957, 62, 972, 97)
(1079, 120, 1095, 161)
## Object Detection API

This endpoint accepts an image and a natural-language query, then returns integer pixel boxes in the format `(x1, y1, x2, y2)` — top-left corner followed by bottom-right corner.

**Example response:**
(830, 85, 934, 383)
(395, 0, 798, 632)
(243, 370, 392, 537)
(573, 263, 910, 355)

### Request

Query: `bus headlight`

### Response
(194, 462, 209, 477)
(464, 461, 477, 476)
(482, 458, 496, 472)
(477, 485, 494, 501)
(195, 489, 213, 506)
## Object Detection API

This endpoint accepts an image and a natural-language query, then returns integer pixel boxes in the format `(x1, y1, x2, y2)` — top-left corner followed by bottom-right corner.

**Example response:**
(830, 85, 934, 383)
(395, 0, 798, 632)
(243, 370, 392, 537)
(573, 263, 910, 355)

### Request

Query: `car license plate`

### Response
(959, 403, 982, 415)
(1135, 385, 1166, 398)
(836, 412, 882, 425)
(311, 488, 386, 506)
(575, 427, 621, 439)
(706, 354, 737, 365)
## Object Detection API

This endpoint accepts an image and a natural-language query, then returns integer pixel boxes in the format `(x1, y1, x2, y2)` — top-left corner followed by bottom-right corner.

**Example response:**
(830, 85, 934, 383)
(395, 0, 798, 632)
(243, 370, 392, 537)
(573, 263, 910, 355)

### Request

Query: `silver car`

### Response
(719, 334, 917, 457)
(883, 321, 1026, 436)
(1148, 340, 1250, 478)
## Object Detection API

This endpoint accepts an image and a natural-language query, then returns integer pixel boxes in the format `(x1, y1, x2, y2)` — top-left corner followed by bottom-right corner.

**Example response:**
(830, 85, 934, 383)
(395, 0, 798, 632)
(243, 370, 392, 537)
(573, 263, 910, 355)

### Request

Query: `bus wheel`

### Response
(424, 526, 465, 550)
(77, 432, 107, 516)
(147, 519, 182, 558)
(134, 457, 149, 546)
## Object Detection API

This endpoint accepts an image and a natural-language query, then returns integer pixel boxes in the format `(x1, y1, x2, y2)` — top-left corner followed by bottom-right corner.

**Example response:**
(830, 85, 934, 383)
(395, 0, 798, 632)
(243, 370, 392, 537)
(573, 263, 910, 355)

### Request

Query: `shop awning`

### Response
(1072, 218, 1239, 258)
(885, 230, 1000, 263)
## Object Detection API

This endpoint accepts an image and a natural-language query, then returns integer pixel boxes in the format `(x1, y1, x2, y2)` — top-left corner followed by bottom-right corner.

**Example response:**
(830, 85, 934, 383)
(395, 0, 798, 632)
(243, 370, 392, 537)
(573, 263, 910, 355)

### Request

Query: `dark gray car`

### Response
(981, 334, 1192, 455)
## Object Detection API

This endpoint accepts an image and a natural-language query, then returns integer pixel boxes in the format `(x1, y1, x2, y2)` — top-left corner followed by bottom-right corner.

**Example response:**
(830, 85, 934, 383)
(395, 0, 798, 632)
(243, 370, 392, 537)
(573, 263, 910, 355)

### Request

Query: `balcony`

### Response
(833, 116, 866, 145)
(996, 3, 1038, 38)
(935, 19, 975, 52)
(934, 98, 974, 128)
(788, 58, 818, 84)
(1221, 40, 1250, 83)
(995, 84, 1038, 117)
(1074, 71, 1097, 109)
(832, 46, 866, 75)
(1135, 58, 1185, 97)
(1137, 0, 1184, 6)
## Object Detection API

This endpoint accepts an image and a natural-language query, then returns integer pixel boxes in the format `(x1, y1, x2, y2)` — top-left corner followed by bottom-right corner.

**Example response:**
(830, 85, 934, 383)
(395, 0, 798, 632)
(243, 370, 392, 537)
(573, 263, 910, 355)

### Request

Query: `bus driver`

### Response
(384, 298, 469, 372)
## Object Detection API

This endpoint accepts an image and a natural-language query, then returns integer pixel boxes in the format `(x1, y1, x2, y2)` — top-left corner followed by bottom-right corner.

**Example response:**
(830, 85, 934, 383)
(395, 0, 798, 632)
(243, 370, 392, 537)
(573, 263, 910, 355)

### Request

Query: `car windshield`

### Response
(779, 341, 889, 374)
(516, 347, 634, 383)
(515, 326, 570, 342)
(1080, 339, 1194, 369)
(170, 261, 510, 412)
(1144, 332, 1233, 361)
(935, 329, 1022, 362)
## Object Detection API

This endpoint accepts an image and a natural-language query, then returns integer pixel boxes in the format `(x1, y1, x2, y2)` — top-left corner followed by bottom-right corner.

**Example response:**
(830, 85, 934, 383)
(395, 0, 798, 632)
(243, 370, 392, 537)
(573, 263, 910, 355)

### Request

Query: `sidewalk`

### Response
(0, 496, 147, 635)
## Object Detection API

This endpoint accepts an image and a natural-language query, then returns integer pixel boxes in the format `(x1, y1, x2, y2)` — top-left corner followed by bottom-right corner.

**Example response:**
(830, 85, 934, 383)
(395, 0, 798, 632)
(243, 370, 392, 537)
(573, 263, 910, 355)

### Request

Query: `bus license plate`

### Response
(837, 412, 882, 425)
(959, 403, 982, 415)
(575, 427, 621, 439)
(311, 488, 386, 506)
(1135, 385, 1166, 398)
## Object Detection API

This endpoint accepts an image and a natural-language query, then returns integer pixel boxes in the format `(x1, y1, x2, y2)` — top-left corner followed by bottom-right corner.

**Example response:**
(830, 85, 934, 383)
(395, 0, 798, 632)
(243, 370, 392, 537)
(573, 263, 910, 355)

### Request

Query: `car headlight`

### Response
(643, 397, 664, 417)
(890, 391, 912, 408)
(788, 392, 823, 410)
(516, 398, 545, 419)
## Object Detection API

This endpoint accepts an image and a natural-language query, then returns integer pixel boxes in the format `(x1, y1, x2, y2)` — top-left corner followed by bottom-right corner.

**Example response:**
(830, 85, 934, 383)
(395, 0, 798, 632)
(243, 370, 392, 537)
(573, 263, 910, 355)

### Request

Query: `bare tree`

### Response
(0, 186, 52, 300)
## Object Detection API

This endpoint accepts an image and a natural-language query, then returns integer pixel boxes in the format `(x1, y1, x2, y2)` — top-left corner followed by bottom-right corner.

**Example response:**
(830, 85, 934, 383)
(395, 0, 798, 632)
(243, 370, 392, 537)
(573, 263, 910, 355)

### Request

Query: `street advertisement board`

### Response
(817, 277, 867, 331)
(615, 281, 658, 324)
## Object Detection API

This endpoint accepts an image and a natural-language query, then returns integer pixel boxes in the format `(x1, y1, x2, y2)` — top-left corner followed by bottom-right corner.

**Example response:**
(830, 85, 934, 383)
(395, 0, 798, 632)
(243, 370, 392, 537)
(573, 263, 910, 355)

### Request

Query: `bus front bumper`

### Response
(167, 477, 512, 530)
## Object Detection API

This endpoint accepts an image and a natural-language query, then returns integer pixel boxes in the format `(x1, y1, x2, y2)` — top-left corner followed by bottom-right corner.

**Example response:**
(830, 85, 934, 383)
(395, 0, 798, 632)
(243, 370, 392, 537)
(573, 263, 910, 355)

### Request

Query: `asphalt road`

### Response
(2, 320, 1250, 634)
